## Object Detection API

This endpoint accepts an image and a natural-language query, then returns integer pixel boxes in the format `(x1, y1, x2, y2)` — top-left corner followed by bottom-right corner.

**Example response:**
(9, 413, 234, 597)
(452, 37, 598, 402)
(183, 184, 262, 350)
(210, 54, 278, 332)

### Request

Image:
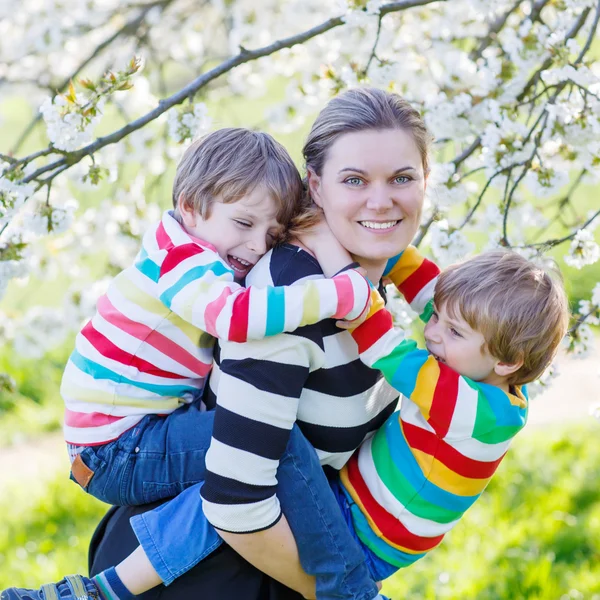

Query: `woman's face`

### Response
(308, 128, 426, 271)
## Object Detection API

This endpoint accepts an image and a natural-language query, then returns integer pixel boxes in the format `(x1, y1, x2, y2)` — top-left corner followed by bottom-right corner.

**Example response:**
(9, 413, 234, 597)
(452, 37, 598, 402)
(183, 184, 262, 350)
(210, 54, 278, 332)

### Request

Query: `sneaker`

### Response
(1, 575, 101, 600)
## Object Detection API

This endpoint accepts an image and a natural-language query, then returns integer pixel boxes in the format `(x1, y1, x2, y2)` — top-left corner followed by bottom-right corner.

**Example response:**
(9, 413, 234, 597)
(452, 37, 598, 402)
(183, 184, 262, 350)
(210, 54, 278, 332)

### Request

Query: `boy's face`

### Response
(178, 185, 284, 280)
(424, 302, 506, 386)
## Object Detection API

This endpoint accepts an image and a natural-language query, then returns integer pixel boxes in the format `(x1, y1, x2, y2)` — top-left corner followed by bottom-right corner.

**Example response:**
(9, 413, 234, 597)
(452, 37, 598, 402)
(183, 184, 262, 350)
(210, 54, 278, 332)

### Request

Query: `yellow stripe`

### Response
(508, 385, 527, 408)
(411, 357, 439, 420)
(386, 246, 424, 287)
(63, 382, 182, 411)
(165, 311, 213, 348)
(300, 281, 321, 326)
(114, 274, 168, 317)
(414, 449, 492, 495)
(116, 274, 208, 348)
(339, 466, 424, 555)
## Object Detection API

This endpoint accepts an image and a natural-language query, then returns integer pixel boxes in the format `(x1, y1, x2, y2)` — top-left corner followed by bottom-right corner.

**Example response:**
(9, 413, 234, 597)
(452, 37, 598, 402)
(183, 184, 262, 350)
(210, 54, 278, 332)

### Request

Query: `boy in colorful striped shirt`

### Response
(61, 128, 371, 504)
(289, 246, 569, 597)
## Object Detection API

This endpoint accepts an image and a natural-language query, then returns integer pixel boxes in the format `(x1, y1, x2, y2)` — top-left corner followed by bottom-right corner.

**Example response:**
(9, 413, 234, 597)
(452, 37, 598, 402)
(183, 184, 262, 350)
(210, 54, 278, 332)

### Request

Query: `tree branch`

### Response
(574, 0, 600, 66)
(19, 0, 445, 186)
(517, 7, 592, 103)
(528, 207, 600, 250)
(10, 0, 176, 155)
(469, 0, 522, 62)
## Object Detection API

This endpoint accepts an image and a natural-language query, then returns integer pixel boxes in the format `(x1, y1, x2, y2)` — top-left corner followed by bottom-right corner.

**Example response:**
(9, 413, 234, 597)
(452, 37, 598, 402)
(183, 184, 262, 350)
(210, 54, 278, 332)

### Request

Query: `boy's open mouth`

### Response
(428, 349, 446, 363)
(227, 254, 254, 275)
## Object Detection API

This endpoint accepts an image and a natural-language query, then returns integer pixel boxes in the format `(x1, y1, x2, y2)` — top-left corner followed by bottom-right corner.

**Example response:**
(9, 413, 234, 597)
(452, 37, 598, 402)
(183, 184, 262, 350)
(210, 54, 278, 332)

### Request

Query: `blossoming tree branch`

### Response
(0, 0, 599, 397)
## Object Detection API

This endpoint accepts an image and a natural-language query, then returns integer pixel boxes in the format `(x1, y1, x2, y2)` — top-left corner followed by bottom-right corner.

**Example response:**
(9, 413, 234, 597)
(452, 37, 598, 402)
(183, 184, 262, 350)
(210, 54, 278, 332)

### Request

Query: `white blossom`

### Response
(428, 220, 475, 267)
(564, 229, 600, 269)
(167, 103, 212, 144)
(40, 95, 104, 152)
(568, 323, 595, 359)
(528, 362, 560, 399)
(591, 282, 600, 307)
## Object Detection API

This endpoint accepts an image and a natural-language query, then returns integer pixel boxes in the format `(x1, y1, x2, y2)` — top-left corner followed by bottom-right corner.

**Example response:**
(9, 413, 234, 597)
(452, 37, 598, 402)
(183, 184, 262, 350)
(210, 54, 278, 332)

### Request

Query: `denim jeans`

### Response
(70, 400, 212, 506)
(127, 411, 380, 600)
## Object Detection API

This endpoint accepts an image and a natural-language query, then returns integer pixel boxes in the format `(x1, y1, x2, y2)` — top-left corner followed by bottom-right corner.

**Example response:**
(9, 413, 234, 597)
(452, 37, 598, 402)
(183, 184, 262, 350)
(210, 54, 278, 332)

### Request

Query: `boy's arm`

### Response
(155, 244, 370, 342)
(383, 246, 440, 320)
(349, 293, 462, 437)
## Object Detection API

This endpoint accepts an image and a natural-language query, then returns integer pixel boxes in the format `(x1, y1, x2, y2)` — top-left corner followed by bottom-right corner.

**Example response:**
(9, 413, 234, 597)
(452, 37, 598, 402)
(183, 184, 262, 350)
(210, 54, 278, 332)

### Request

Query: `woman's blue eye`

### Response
(394, 175, 410, 184)
(345, 177, 363, 186)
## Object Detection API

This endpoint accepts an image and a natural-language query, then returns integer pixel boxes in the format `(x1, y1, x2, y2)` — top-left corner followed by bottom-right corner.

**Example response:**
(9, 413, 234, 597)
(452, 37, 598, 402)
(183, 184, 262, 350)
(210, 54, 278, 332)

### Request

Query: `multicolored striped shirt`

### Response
(340, 246, 528, 568)
(61, 211, 371, 445)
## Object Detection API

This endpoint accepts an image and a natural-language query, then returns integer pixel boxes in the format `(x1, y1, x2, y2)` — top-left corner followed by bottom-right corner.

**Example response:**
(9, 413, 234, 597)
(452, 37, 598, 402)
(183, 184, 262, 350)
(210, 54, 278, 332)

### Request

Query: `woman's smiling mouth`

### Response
(358, 219, 401, 232)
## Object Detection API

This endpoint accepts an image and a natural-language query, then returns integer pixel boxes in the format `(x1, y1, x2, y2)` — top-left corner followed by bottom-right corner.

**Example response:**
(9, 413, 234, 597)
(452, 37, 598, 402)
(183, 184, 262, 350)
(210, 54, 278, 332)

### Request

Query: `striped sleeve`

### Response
(156, 244, 371, 342)
(201, 250, 328, 533)
(351, 300, 466, 438)
(383, 246, 440, 319)
(201, 333, 323, 533)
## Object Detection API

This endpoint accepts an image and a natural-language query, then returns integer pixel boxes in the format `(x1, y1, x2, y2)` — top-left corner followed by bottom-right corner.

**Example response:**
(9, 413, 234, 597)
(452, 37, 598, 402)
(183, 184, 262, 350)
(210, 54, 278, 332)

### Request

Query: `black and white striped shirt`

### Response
(201, 244, 399, 533)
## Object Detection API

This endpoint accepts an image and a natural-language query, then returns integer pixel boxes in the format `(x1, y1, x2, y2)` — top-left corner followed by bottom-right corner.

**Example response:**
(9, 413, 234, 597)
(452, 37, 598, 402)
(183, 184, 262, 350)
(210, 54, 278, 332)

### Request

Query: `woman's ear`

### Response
(307, 169, 324, 208)
(177, 194, 196, 228)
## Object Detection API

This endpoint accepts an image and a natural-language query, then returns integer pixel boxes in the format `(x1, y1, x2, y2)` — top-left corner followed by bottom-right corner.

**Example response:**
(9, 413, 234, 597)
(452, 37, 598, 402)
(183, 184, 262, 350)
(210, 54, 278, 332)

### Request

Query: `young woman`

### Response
(6, 87, 431, 600)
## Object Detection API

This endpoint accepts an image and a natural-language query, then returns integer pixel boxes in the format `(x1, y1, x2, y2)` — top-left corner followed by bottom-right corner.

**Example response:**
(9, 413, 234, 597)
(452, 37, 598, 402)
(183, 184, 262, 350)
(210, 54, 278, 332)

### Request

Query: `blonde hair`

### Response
(290, 87, 433, 234)
(173, 128, 303, 231)
(434, 250, 570, 386)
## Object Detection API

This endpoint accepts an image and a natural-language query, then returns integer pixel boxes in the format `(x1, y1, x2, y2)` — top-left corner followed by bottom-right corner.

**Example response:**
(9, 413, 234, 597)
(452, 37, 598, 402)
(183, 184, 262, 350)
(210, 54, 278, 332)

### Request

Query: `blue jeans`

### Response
(70, 400, 212, 506)
(120, 409, 380, 599)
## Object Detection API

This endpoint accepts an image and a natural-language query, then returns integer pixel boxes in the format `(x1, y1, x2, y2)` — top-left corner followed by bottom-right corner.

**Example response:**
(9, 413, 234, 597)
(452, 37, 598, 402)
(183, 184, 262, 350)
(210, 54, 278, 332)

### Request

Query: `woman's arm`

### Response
(218, 517, 316, 599)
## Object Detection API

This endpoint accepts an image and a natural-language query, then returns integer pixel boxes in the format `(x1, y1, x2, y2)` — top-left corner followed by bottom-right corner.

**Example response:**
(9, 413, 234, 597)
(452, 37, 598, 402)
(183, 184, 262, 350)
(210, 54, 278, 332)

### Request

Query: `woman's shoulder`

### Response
(247, 243, 324, 287)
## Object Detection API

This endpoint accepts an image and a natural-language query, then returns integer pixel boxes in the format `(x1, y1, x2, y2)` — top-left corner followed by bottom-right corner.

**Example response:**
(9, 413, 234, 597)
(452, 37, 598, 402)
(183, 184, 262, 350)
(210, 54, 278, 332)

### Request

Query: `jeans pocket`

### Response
(142, 480, 202, 505)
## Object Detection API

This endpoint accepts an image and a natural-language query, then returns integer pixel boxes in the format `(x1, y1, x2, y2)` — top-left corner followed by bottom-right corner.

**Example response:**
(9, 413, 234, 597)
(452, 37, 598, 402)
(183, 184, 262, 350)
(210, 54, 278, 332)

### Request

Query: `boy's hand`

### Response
(297, 215, 353, 278)
(336, 288, 371, 330)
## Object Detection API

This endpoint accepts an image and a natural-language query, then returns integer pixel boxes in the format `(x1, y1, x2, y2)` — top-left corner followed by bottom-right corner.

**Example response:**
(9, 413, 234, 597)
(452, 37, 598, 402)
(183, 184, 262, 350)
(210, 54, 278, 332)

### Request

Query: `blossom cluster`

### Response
(0, 0, 599, 414)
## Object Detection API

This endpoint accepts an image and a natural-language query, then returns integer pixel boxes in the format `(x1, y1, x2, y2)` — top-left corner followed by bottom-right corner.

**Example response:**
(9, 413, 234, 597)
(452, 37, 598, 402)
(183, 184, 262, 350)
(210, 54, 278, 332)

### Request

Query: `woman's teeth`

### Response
(359, 220, 399, 230)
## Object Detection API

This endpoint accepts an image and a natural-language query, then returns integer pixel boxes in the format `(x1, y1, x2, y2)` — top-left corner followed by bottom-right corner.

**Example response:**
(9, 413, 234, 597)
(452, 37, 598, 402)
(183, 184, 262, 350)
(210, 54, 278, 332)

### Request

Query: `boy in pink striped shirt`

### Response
(61, 127, 371, 510)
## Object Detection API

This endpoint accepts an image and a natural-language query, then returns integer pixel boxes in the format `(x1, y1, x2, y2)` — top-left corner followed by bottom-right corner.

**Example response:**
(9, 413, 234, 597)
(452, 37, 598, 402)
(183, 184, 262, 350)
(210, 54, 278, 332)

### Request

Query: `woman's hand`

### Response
(297, 216, 353, 278)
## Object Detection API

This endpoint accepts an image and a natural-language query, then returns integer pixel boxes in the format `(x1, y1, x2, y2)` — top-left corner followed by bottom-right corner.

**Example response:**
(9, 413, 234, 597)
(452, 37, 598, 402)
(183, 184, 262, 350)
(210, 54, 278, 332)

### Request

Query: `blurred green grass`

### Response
(0, 422, 598, 598)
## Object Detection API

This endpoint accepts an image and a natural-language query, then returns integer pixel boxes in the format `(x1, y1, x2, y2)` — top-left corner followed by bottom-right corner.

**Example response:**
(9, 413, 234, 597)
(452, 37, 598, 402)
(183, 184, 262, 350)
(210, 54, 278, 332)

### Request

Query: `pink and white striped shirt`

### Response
(62, 211, 370, 445)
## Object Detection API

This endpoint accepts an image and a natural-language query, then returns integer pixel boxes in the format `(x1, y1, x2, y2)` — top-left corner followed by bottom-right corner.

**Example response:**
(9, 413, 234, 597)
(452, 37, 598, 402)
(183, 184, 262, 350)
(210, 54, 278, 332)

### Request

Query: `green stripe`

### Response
(372, 429, 462, 524)
(471, 380, 495, 439)
(93, 575, 114, 600)
(476, 424, 523, 444)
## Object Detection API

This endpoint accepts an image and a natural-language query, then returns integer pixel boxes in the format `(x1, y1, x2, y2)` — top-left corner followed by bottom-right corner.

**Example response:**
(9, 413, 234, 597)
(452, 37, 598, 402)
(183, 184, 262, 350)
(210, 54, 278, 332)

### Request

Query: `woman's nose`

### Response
(365, 185, 394, 212)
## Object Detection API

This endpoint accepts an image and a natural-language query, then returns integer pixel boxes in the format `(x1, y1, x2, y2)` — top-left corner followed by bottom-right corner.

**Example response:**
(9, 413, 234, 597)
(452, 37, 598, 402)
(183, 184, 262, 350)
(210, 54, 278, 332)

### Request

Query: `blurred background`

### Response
(1, 1, 599, 598)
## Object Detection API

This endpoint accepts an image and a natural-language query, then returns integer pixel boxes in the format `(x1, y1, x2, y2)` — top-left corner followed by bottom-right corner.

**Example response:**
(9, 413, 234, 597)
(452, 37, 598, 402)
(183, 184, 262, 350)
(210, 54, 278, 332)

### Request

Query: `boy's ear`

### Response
(177, 193, 196, 228)
(494, 358, 524, 378)
(307, 169, 324, 209)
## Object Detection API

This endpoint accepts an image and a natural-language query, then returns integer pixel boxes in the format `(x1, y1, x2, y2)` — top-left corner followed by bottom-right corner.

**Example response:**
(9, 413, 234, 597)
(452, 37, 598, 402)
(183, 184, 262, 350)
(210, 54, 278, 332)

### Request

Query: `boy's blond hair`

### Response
(173, 128, 303, 234)
(434, 250, 570, 386)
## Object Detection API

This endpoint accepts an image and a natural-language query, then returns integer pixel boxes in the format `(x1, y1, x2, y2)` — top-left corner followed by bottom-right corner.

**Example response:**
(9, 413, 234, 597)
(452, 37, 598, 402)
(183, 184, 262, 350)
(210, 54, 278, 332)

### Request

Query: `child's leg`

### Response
(3, 424, 377, 600)
(117, 425, 379, 598)
(277, 426, 380, 600)
(75, 401, 216, 506)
